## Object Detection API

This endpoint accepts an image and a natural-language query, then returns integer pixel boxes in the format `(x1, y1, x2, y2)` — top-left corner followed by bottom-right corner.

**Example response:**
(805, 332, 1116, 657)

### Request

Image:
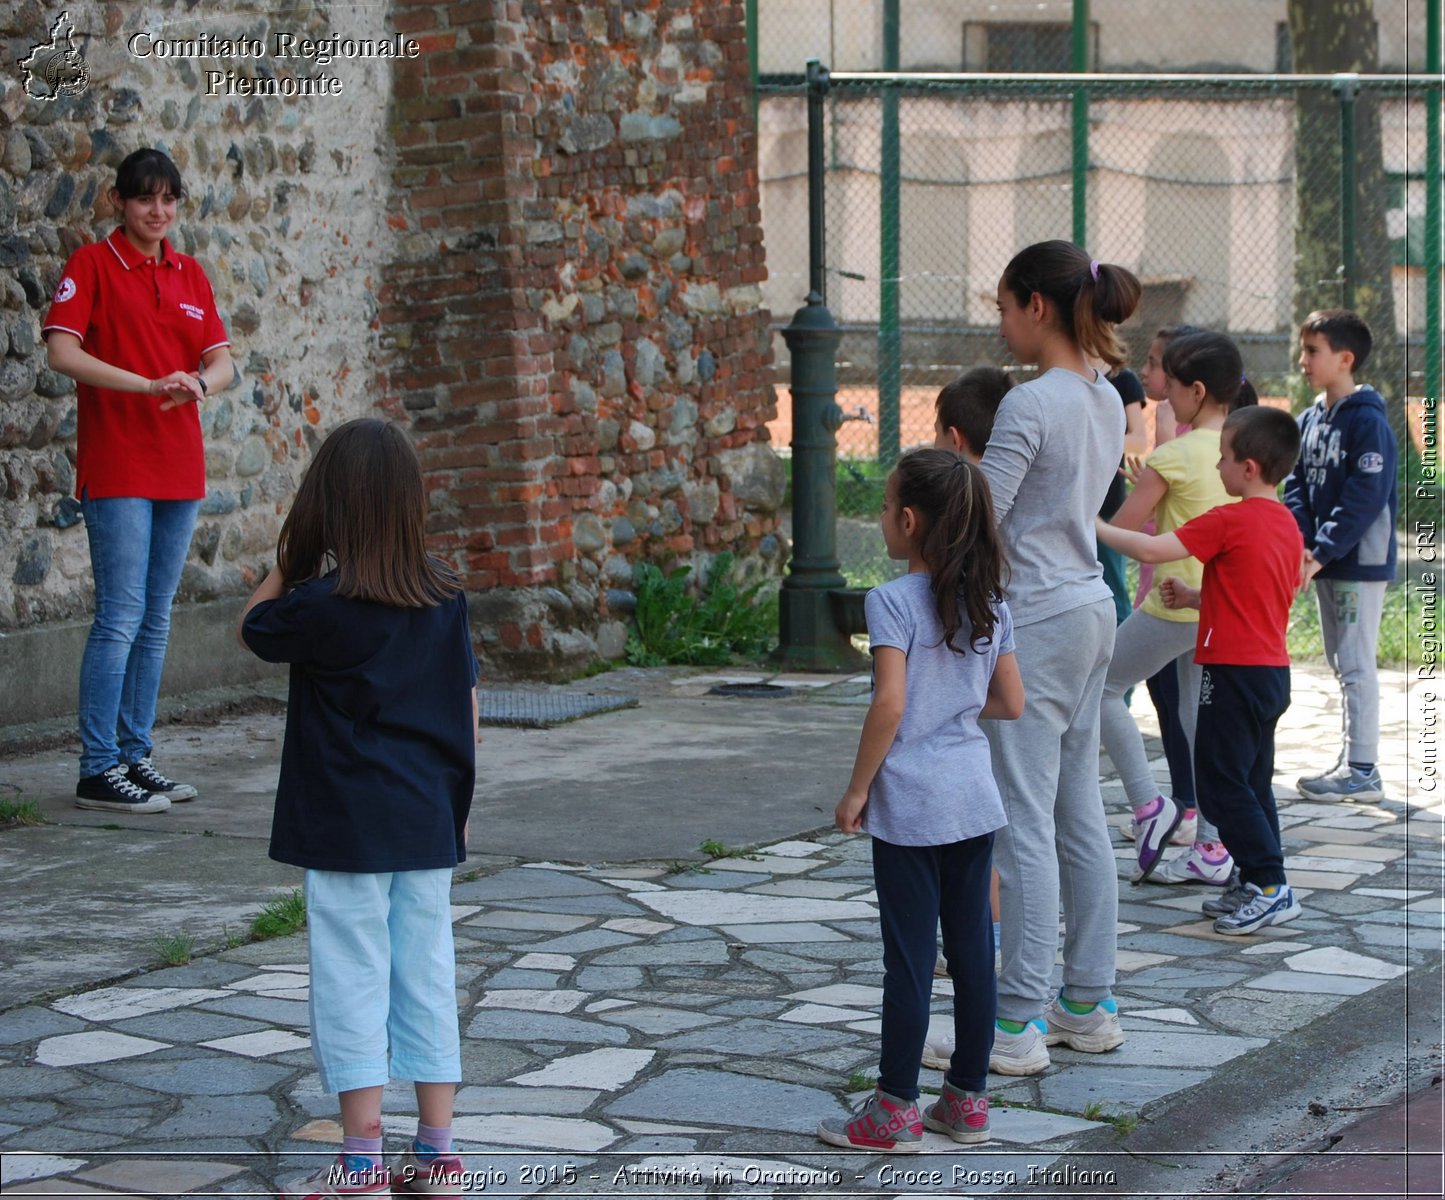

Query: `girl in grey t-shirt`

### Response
(817, 448, 1023, 1154)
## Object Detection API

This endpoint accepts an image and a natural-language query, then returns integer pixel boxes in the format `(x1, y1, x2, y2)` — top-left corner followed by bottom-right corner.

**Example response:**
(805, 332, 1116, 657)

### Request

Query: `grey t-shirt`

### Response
(862, 573, 1013, 847)
(979, 367, 1124, 626)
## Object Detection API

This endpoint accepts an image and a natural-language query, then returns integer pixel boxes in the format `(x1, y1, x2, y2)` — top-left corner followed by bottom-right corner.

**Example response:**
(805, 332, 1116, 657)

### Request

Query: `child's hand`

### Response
(1298, 550, 1323, 592)
(1159, 576, 1201, 610)
(1118, 453, 1147, 486)
(835, 790, 867, 834)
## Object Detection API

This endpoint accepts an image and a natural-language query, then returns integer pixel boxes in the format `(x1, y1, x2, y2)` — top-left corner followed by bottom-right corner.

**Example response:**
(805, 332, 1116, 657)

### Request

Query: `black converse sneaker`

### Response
(76, 765, 170, 814)
(126, 757, 198, 802)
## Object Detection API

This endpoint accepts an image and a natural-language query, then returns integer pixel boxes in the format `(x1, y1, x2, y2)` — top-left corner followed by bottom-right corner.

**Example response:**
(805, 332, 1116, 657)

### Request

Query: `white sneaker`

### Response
(988, 1018, 1050, 1076)
(922, 1031, 952, 1070)
(1152, 842, 1235, 885)
(1122, 806, 1196, 845)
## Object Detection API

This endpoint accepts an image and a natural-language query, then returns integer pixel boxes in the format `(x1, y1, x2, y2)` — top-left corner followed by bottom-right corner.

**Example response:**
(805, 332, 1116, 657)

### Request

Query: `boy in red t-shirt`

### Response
(1097, 406, 1304, 935)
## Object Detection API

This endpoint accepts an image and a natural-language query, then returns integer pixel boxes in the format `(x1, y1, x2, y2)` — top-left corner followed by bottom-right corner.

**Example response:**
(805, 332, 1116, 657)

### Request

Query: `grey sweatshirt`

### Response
(979, 367, 1124, 627)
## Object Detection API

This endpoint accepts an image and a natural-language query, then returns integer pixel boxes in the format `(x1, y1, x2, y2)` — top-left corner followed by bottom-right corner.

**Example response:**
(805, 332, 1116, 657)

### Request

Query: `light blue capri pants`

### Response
(305, 868, 461, 1095)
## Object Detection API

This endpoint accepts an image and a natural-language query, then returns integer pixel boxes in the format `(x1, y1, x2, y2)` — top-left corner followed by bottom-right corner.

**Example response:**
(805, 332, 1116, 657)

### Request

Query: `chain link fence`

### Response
(758, 71, 1429, 660)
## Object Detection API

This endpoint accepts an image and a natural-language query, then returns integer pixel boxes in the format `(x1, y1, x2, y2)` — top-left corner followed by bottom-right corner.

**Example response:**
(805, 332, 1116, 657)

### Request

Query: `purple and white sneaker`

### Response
(1152, 842, 1234, 885)
(1131, 794, 1182, 883)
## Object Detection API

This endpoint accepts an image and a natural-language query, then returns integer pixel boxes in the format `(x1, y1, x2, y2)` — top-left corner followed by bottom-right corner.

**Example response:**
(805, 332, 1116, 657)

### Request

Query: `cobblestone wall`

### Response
(378, 0, 781, 671)
(1, 0, 781, 681)
(0, 1, 400, 632)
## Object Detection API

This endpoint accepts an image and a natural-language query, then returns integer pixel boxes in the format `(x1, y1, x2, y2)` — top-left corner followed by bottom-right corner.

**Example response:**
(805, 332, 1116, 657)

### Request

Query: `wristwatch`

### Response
(195, 373, 208, 396)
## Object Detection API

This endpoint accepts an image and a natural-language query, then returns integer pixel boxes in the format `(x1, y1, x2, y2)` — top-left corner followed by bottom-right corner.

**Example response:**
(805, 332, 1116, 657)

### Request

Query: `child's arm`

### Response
(1123, 400, 1149, 458)
(980, 651, 1024, 720)
(236, 565, 286, 649)
(1159, 575, 1202, 611)
(1095, 517, 1189, 564)
(1105, 465, 1169, 532)
(1153, 399, 1179, 446)
(835, 647, 906, 833)
(1280, 446, 1315, 543)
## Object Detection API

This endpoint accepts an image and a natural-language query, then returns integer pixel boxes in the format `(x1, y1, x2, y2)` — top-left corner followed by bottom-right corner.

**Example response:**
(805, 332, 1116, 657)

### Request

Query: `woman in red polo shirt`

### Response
(43, 147, 232, 814)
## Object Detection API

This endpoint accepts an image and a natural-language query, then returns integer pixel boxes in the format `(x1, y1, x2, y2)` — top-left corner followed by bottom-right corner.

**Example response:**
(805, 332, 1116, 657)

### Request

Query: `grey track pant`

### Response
(1317, 578, 1387, 764)
(987, 598, 1118, 1021)
(1098, 608, 1217, 841)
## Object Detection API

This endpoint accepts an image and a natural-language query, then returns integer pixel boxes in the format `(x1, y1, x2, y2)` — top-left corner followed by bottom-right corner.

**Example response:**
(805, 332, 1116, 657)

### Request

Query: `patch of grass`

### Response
(699, 839, 760, 861)
(1082, 1099, 1108, 1121)
(0, 798, 42, 827)
(846, 1072, 876, 1092)
(153, 932, 196, 966)
(1109, 1111, 1141, 1135)
(626, 551, 777, 666)
(249, 889, 307, 941)
(219, 924, 247, 950)
(99, 823, 123, 831)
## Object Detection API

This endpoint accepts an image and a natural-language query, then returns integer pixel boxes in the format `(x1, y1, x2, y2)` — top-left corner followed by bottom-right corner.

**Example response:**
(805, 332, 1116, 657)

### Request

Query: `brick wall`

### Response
(377, 0, 783, 671)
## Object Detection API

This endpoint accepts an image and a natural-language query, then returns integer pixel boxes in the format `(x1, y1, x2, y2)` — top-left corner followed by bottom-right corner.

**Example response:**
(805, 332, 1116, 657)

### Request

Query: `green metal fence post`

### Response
(1428, 1, 1442, 407)
(779, 61, 863, 671)
(1335, 73, 1360, 311)
(878, 0, 902, 465)
(1071, 0, 1089, 244)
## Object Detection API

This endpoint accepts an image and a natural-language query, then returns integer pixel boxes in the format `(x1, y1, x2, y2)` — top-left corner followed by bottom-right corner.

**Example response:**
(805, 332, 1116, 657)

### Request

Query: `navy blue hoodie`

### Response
(1282, 386, 1398, 582)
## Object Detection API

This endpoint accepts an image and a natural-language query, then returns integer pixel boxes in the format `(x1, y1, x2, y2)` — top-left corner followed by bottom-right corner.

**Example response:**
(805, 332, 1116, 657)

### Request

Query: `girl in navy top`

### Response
(817, 449, 1023, 1154)
(241, 418, 477, 1199)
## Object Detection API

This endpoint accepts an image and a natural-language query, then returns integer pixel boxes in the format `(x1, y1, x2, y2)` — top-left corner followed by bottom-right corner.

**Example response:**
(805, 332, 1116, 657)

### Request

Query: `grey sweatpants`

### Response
(987, 598, 1118, 1021)
(1318, 578, 1387, 764)
(1098, 608, 1218, 841)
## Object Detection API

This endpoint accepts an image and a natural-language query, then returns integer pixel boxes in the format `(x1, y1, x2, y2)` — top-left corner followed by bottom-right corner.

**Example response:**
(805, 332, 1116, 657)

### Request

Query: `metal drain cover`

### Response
(708, 683, 796, 699)
(477, 690, 639, 729)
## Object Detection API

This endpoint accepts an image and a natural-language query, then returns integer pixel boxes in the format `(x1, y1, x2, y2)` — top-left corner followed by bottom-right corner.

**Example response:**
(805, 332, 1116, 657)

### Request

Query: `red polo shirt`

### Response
(43, 228, 229, 500)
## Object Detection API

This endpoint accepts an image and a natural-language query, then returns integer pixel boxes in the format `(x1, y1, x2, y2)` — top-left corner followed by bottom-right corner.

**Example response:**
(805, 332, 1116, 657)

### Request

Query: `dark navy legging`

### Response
(1194, 664, 1291, 888)
(872, 833, 995, 1100)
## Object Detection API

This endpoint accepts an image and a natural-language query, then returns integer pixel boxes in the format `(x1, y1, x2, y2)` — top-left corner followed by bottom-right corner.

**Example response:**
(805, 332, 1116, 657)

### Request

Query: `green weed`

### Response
(154, 932, 196, 966)
(846, 1072, 876, 1092)
(626, 551, 777, 666)
(699, 839, 761, 861)
(0, 798, 42, 827)
(249, 890, 307, 941)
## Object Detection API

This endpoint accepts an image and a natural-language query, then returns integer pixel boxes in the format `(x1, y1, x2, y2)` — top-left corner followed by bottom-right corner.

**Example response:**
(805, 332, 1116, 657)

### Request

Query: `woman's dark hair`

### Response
(114, 147, 186, 201)
(1001, 240, 1142, 369)
(1162, 330, 1259, 410)
(277, 418, 460, 607)
(891, 448, 1010, 655)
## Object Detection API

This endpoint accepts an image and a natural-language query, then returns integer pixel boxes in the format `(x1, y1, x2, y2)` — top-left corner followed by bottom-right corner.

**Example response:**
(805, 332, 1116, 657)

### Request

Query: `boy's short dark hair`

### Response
(1223, 406, 1301, 485)
(935, 366, 1017, 455)
(1299, 308, 1373, 372)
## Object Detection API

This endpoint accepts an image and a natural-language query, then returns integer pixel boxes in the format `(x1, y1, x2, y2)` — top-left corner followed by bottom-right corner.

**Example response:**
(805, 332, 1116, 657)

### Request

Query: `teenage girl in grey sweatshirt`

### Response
(977, 240, 1140, 1076)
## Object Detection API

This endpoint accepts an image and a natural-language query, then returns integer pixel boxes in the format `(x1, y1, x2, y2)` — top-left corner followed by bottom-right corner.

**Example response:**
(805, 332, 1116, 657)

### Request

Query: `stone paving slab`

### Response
(0, 664, 1434, 1195)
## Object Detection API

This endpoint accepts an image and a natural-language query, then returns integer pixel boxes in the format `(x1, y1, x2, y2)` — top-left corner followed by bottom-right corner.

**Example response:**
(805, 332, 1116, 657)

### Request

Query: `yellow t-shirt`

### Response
(1140, 427, 1237, 622)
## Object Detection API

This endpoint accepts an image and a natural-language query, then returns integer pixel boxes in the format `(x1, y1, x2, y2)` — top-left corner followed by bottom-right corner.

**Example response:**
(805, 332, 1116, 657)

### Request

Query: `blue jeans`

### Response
(305, 869, 462, 1094)
(77, 496, 200, 777)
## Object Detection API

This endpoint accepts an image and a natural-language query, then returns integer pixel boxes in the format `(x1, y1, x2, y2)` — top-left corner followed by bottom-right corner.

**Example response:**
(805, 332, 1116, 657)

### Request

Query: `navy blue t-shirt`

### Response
(242, 575, 479, 873)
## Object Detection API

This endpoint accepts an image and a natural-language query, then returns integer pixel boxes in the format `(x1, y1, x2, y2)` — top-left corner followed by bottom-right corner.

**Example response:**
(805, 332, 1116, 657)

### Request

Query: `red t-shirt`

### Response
(1175, 497, 1304, 666)
(42, 228, 229, 500)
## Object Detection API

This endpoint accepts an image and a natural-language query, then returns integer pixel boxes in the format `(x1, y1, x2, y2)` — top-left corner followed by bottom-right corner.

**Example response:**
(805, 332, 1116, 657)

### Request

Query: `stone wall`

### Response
(378, 0, 782, 672)
(1, 0, 783, 710)
(0, 0, 400, 632)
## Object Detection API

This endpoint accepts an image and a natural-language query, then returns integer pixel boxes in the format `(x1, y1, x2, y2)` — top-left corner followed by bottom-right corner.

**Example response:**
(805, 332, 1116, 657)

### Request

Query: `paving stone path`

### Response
(1, 665, 1435, 1196)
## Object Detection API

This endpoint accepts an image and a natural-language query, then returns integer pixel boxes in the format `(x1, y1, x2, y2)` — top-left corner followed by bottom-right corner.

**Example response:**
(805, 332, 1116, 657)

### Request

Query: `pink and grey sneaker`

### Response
(817, 1087, 923, 1154)
(1131, 794, 1183, 883)
(393, 1146, 465, 1198)
(278, 1155, 390, 1199)
(923, 1080, 990, 1144)
(1123, 805, 1196, 846)
(1152, 842, 1234, 885)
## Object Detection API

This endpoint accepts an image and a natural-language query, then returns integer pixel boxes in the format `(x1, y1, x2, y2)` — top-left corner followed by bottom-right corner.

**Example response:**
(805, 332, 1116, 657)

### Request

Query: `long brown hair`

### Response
(277, 418, 460, 607)
(892, 448, 1010, 655)
(1001, 240, 1141, 369)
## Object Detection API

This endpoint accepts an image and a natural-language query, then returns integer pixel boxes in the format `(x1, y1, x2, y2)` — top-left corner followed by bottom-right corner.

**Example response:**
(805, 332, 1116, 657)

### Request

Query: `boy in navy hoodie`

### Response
(1284, 309, 1398, 801)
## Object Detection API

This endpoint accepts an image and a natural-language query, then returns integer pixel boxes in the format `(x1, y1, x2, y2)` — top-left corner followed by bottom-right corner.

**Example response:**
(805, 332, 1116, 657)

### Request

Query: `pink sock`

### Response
(416, 1121, 452, 1158)
(341, 1133, 382, 1174)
